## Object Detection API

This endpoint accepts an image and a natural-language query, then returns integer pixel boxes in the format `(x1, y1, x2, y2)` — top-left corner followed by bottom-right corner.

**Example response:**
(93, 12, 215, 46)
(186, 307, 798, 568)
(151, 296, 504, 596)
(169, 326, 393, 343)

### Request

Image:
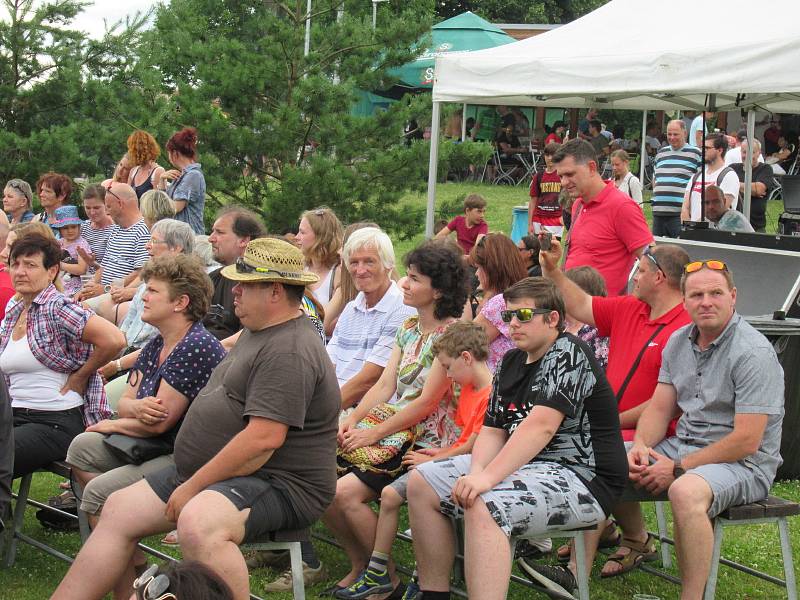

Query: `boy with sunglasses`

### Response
(406, 278, 628, 600)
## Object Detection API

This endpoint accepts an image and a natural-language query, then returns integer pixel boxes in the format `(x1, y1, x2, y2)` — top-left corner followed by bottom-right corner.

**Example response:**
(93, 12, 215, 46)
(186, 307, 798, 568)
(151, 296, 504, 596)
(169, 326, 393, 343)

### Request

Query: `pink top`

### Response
(565, 182, 653, 297)
(479, 293, 516, 373)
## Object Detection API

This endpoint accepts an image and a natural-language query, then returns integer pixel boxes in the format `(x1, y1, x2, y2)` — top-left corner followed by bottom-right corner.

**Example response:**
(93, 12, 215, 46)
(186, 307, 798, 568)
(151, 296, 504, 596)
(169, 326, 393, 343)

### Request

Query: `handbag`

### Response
(102, 433, 174, 465)
(337, 403, 416, 476)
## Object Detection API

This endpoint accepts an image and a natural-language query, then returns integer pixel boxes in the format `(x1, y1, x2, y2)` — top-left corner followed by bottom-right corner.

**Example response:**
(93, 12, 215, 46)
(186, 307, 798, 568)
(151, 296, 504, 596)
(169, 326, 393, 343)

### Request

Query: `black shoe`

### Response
(517, 559, 576, 599)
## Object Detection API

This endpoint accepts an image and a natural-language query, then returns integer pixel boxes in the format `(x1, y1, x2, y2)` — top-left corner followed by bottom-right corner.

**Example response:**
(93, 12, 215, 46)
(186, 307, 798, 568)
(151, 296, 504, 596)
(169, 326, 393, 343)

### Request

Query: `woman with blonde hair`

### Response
(126, 131, 165, 200)
(296, 207, 344, 308)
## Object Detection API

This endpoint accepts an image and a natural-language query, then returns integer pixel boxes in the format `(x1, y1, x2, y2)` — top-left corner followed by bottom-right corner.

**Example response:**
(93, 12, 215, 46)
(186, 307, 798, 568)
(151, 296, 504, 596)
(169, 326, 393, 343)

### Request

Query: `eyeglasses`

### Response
(235, 256, 302, 279)
(133, 564, 176, 600)
(642, 247, 665, 276)
(500, 307, 552, 323)
(103, 183, 124, 203)
(684, 260, 728, 274)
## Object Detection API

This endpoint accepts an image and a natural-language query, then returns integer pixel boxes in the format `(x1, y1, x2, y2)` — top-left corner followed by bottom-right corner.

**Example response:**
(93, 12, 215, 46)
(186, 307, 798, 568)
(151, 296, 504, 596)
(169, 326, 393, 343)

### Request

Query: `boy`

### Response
(435, 194, 488, 255)
(528, 142, 563, 236)
(336, 322, 493, 600)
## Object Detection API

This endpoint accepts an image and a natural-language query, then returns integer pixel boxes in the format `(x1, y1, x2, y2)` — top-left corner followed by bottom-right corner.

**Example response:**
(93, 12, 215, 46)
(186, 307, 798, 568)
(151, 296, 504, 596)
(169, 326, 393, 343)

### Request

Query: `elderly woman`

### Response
(34, 172, 72, 227)
(127, 130, 166, 200)
(296, 207, 344, 308)
(67, 254, 225, 532)
(158, 127, 206, 234)
(0, 233, 125, 478)
(317, 240, 468, 596)
(4, 179, 35, 224)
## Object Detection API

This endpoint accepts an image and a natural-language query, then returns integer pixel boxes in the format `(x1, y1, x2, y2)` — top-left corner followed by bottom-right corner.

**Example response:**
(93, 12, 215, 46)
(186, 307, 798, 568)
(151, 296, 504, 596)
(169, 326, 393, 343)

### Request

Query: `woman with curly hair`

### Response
(296, 207, 344, 308)
(469, 232, 528, 372)
(158, 127, 205, 234)
(126, 130, 165, 200)
(315, 240, 468, 597)
(34, 172, 73, 227)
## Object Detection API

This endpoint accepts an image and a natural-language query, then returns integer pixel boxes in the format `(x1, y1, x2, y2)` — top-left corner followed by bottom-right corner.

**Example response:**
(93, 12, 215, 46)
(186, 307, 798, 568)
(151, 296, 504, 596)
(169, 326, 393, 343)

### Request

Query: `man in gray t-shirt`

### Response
(626, 261, 783, 599)
(53, 238, 341, 600)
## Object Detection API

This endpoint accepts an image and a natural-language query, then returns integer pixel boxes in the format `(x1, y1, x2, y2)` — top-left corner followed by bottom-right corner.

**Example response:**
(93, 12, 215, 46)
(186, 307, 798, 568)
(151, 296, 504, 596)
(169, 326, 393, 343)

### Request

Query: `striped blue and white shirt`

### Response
(652, 144, 702, 216)
(100, 219, 150, 285)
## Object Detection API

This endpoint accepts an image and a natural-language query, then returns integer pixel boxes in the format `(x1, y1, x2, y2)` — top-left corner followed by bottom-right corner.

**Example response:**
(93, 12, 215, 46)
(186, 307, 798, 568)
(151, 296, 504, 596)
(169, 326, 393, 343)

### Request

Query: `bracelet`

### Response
(115, 359, 122, 373)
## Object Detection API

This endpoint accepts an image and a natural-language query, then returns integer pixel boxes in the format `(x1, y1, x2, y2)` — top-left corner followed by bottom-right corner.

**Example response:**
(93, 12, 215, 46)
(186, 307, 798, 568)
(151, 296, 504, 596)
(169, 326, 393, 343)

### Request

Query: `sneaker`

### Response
(245, 549, 291, 570)
(263, 562, 327, 592)
(517, 560, 576, 599)
(334, 567, 394, 599)
(400, 580, 420, 600)
(515, 538, 553, 560)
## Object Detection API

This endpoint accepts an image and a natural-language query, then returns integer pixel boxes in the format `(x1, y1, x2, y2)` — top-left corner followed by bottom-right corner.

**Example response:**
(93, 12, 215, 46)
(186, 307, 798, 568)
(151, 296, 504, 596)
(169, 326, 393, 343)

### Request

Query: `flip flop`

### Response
(600, 533, 658, 578)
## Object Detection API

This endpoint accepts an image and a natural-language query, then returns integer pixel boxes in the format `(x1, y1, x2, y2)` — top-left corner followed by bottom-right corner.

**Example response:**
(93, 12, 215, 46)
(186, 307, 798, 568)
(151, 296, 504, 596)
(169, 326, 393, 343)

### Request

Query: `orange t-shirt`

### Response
(452, 383, 491, 449)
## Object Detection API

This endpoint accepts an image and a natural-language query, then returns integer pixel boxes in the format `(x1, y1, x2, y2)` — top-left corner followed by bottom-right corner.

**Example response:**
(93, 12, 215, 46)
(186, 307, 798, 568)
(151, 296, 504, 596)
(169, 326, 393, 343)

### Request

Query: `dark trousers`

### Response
(12, 407, 84, 478)
(0, 379, 12, 524)
(652, 214, 682, 238)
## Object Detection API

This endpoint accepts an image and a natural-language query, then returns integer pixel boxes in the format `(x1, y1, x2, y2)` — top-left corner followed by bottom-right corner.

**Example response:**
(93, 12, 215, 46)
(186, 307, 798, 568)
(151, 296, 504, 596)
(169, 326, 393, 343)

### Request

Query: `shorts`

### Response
(416, 455, 605, 537)
(67, 431, 174, 515)
(145, 463, 302, 543)
(622, 438, 770, 518)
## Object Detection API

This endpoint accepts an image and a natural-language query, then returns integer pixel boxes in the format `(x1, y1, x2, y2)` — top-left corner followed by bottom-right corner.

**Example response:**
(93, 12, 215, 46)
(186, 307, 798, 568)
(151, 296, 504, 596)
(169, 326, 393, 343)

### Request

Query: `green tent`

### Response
(380, 11, 515, 98)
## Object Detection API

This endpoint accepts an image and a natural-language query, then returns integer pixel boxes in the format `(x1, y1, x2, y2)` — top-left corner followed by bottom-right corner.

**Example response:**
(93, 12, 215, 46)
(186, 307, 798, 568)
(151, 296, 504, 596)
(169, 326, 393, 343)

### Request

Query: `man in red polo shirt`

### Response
(523, 240, 692, 587)
(557, 139, 653, 296)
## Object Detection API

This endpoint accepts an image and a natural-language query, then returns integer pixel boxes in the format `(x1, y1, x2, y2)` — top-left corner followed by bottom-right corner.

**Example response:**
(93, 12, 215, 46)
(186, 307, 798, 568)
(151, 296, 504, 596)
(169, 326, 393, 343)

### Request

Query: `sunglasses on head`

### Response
(235, 256, 302, 279)
(133, 564, 176, 600)
(684, 260, 728, 274)
(500, 307, 552, 323)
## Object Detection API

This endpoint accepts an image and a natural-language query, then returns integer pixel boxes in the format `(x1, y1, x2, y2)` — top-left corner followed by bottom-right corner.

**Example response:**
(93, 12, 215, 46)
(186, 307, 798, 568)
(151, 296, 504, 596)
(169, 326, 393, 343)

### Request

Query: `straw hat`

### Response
(221, 237, 320, 285)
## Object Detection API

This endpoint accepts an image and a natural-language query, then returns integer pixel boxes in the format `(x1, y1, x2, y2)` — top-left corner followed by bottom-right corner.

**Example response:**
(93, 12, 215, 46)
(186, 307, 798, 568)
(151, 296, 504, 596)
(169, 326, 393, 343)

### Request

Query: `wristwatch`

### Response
(673, 459, 686, 479)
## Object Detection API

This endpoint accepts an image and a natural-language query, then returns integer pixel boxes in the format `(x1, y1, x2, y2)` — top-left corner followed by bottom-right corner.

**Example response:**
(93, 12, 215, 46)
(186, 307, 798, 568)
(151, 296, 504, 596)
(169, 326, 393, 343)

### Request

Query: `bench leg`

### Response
(655, 501, 672, 569)
(777, 517, 798, 600)
(573, 531, 590, 600)
(288, 542, 305, 600)
(3, 474, 32, 568)
(703, 519, 724, 600)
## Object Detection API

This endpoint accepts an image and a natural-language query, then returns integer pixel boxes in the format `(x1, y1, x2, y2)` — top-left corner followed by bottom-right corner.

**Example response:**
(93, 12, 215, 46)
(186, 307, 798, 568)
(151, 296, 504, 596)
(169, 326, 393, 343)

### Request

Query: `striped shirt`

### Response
(80, 221, 114, 268)
(326, 282, 416, 387)
(99, 219, 150, 285)
(652, 144, 702, 215)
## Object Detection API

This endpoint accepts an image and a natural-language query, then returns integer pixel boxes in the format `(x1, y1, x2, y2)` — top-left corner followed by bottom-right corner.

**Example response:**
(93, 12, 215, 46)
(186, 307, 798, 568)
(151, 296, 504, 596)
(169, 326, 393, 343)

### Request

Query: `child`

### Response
(51, 205, 90, 297)
(336, 322, 493, 600)
(528, 142, 564, 236)
(434, 193, 488, 255)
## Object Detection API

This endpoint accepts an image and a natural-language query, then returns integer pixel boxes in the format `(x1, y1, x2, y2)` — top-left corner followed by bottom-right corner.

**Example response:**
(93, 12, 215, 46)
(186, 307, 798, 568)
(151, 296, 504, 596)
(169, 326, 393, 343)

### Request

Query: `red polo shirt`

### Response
(565, 182, 653, 296)
(593, 295, 691, 441)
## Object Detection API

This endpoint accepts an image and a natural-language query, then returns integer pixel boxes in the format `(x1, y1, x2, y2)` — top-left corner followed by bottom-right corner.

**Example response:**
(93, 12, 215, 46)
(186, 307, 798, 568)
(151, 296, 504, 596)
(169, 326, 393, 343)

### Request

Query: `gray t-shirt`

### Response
(174, 314, 341, 518)
(659, 313, 784, 485)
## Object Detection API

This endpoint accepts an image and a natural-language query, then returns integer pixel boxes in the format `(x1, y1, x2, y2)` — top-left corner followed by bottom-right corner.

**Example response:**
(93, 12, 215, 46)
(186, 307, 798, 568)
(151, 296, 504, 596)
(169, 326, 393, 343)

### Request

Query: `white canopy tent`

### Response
(424, 0, 800, 235)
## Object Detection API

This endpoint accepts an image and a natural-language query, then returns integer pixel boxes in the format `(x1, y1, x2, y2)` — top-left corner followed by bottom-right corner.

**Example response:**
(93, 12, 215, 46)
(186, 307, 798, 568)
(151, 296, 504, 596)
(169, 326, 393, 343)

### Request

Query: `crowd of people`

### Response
(0, 128, 788, 600)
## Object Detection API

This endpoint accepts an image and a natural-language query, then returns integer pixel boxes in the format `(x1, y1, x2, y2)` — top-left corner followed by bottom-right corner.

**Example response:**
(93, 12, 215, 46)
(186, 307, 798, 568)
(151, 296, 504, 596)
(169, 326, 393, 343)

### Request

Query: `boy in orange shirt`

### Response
(335, 322, 492, 600)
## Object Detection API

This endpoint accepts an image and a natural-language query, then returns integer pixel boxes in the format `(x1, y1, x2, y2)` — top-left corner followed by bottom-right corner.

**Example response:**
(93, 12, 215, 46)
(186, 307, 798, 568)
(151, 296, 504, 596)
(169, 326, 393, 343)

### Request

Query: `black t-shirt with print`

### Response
(484, 333, 627, 514)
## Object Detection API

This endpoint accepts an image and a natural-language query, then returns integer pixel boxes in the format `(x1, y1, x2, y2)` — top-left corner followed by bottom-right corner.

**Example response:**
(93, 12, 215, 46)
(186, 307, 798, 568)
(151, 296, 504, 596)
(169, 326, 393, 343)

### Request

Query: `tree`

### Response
(138, 0, 436, 236)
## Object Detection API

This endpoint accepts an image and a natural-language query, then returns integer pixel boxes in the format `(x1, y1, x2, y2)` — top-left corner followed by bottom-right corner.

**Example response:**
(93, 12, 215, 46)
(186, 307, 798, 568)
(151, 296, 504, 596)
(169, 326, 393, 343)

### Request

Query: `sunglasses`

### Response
(235, 256, 303, 279)
(103, 183, 124, 203)
(684, 260, 728, 274)
(133, 564, 176, 600)
(500, 307, 552, 323)
(642, 247, 664, 276)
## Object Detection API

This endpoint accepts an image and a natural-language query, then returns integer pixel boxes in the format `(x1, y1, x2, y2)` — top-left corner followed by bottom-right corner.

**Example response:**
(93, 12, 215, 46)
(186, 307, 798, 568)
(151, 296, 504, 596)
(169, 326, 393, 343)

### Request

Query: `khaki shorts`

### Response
(66, 431, 174, 515)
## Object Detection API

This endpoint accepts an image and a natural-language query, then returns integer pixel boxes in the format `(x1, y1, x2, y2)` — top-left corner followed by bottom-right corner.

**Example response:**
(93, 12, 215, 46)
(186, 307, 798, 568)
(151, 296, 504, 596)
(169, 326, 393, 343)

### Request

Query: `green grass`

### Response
(0, 182, 795, 598)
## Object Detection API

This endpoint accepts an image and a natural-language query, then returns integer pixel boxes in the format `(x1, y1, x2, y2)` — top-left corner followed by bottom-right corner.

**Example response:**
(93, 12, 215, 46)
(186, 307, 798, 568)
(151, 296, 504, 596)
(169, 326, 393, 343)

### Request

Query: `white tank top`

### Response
(0, 334, 84, 410)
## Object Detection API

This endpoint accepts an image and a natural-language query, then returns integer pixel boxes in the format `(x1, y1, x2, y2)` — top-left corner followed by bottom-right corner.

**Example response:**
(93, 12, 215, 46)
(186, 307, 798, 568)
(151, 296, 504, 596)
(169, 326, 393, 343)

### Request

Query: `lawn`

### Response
(1, 182, 796, 599)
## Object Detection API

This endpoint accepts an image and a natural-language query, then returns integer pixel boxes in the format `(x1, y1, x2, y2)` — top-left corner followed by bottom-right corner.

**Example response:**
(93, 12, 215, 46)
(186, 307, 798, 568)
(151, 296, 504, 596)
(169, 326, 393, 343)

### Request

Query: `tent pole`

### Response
(462, 103, 467, 141)
(640, 110, 647, 185)
(425, 101, 442, 239)
(743, 109, 756, 221)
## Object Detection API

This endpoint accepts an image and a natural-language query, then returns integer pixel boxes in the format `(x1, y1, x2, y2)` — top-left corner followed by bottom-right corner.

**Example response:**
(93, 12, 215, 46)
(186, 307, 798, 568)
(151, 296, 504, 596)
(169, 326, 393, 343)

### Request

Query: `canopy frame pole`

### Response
(743, 109, 756, 221)
(461, 103, 467, 141)
(425, 101, 442, 238)
(640, 110, 647, 186)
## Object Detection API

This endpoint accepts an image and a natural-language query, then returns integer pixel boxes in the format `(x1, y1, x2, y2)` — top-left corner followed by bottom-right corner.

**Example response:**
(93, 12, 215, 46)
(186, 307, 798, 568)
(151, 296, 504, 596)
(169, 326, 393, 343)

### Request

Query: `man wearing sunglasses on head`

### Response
(536, 237, 692, 581)
(406, 278, 628, 600)
(628, 260, 783, 600)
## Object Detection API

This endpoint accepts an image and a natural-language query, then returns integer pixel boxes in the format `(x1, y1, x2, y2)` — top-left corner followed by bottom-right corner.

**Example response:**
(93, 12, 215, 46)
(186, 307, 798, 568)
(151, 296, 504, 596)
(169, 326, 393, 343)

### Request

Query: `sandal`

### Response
(557, 521, 621, 562)
(600, 533, 657, 578)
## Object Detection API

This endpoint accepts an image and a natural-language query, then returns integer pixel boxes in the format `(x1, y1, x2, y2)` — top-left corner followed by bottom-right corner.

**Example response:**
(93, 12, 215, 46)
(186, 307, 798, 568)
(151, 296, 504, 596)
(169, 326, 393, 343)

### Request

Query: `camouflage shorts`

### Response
(415, 455, 605, 537)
